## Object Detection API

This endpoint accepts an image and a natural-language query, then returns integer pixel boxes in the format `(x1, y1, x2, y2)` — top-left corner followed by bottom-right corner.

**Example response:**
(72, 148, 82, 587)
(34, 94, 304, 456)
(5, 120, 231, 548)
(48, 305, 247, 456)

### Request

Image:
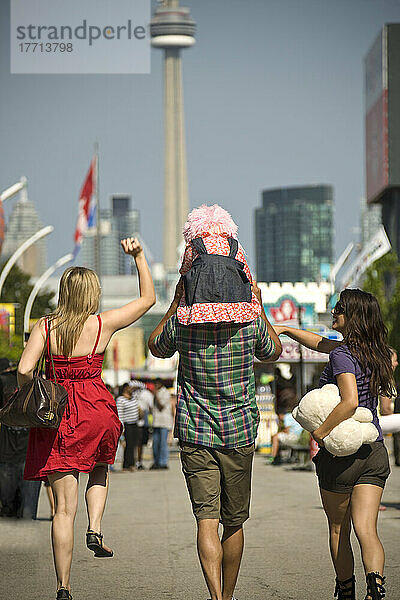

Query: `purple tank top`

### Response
(319, 344, 382, 442)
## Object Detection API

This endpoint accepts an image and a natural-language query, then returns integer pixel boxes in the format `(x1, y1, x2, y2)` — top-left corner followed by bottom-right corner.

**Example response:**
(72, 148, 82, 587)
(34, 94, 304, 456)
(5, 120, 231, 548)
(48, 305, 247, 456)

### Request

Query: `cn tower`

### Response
(151, 0, 196, 269)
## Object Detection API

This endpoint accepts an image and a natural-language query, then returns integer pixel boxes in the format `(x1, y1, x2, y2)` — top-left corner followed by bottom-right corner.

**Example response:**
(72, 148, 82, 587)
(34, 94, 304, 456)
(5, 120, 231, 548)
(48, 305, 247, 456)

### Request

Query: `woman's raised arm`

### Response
(274, 325, 342, 354)
(101, 238, 156, 333)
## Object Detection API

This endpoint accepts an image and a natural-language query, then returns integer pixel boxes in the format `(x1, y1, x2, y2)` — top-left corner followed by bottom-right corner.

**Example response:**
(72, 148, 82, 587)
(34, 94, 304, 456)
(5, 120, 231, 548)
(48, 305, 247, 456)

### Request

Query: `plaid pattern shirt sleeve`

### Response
(254, 317, 276, 361)
(152, 315, 177, 358)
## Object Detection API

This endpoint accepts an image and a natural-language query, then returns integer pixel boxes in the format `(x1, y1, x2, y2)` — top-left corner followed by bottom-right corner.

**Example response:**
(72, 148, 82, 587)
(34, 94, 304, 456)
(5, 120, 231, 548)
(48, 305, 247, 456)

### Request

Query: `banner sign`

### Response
(263, 296, 316, 328)
(275, 325, 341, 363)
(279, 341, 329, 363)
(340, 225, 391, 288)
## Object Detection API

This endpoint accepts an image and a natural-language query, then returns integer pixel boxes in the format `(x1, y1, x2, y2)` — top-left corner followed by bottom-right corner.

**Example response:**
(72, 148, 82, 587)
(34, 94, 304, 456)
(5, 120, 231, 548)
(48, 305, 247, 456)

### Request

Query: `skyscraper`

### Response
(2, 198, 47, 276)
(150, 0, 196, 269)
(360, 196, 382, 246)
(81, 195, 139, 275)
(365, 24, 400, 254)
(255, 185, 334, 283)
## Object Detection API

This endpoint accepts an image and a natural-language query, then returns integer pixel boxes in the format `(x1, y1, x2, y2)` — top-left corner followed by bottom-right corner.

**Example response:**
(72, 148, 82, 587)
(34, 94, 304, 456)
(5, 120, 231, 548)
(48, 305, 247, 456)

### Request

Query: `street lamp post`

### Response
(23, 252, 73, 340)
(0, 225, 54, 300)
(297, 303, 305, 399)
(0, 176, 27, 203)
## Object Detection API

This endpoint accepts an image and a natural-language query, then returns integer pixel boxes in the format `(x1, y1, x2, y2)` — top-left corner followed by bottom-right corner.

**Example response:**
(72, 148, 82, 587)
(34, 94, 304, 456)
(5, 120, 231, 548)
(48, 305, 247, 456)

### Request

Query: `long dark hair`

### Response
(339, 288, 394, 396)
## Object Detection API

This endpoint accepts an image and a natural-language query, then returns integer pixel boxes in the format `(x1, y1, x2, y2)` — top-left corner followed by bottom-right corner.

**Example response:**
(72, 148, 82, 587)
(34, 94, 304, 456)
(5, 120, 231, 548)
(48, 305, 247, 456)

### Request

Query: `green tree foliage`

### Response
(362, 251, 400, 356)
(0, 261, 55, 360)
(0, 330, 24, 363)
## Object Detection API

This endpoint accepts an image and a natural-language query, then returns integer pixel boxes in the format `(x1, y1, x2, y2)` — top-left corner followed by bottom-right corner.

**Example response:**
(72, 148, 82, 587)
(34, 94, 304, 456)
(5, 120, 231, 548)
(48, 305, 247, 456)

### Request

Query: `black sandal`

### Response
(335, 575, 356, 600)
(86, 529, 114, 558)
(365, 572, 386, 600)
(56, 588, 72, 600)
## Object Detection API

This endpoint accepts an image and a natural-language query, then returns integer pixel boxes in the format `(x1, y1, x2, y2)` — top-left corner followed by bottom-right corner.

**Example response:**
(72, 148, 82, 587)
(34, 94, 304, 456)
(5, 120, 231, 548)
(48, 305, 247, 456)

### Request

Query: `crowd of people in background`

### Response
(115, 378, 174, 472)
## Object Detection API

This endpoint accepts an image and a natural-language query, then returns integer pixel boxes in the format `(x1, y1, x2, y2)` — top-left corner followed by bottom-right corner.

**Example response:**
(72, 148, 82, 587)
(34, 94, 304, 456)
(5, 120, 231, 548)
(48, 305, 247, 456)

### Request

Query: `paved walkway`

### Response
(1, 451, 400, 600)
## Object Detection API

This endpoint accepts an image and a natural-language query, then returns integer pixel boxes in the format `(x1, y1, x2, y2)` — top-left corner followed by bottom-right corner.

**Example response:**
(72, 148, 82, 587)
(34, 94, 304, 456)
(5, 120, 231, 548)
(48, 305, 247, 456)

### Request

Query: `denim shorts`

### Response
(313, 441, 390, 494)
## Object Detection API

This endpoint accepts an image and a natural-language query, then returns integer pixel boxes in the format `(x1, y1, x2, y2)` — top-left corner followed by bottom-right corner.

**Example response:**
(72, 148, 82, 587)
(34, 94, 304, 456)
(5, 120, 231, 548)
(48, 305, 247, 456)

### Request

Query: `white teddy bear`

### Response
(292, 384, 379, 457)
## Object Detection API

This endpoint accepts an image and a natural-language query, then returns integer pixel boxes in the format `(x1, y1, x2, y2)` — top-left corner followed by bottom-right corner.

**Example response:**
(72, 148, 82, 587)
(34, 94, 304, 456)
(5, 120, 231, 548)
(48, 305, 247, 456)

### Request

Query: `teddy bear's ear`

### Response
(354, 407, 373, 423)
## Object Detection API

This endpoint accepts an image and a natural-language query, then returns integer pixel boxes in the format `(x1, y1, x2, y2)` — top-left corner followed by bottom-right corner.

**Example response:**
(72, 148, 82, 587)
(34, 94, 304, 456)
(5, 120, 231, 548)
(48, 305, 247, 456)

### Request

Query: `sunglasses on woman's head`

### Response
(333, 301, 345, 315)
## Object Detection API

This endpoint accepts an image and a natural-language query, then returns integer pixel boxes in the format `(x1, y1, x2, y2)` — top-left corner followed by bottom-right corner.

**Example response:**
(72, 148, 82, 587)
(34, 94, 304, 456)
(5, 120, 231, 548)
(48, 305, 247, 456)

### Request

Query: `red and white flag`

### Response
(73, 158, 96, 258)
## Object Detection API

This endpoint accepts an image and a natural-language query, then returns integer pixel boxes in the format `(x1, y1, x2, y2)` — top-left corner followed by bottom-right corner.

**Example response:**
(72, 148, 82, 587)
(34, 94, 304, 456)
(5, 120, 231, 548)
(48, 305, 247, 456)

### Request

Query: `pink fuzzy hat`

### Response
(183, 204, 238, 242)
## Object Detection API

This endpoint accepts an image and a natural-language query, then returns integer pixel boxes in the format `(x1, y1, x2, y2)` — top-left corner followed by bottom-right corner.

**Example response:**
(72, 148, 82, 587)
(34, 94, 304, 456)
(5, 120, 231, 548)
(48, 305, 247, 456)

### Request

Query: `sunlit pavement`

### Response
(1, 449, 400, 600)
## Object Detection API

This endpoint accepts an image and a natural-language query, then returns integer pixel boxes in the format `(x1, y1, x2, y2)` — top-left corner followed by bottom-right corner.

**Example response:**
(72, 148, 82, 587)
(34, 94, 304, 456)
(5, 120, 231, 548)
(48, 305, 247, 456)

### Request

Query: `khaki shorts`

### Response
(180, 442, 254, 526)
(313, 441, 390, 494)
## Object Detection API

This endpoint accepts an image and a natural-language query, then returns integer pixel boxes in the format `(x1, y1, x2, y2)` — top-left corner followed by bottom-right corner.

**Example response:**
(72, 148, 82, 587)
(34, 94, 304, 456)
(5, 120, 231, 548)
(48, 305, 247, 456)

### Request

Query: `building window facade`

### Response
(255, 185, 334, 283)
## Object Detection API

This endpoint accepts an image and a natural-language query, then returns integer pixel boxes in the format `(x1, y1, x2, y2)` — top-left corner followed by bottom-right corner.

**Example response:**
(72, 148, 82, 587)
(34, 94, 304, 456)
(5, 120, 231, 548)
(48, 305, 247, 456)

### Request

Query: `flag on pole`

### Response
(73, 158, 96, 258)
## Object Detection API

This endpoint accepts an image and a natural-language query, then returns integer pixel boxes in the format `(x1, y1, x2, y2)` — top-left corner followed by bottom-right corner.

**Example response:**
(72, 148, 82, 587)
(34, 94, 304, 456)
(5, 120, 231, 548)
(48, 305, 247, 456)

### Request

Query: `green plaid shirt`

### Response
(153, 315, 275, 448)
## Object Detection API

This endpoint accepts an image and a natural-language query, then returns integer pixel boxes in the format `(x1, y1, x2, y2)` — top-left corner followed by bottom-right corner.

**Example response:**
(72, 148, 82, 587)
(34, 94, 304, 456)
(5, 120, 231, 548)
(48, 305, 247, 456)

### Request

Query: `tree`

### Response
(0, 330, 24, 363)
(362, 251, 400, 358)
(0, 261, 55, 360)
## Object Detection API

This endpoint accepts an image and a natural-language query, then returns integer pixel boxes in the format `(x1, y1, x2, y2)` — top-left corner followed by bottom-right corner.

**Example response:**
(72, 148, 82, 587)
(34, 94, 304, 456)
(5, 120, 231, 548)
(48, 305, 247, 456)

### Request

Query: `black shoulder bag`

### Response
(0, 323, 68, 428)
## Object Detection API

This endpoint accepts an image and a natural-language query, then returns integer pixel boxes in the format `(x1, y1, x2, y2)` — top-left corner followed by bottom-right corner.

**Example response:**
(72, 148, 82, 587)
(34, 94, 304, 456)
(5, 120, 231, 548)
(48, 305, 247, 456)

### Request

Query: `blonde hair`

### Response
(48, 266, 101, 356)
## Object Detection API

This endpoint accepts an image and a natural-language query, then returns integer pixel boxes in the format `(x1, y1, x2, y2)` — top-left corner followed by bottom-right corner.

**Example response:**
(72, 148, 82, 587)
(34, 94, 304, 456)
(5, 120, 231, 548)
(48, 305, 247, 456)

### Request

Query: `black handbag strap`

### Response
(37, 319, 58, 384)
(36, 328, 48, 377)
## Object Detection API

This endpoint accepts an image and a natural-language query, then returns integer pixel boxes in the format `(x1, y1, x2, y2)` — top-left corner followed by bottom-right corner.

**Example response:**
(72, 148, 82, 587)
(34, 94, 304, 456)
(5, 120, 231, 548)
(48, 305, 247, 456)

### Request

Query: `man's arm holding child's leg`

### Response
(148, 279, 183, 358)
(252, 283, 282, 361)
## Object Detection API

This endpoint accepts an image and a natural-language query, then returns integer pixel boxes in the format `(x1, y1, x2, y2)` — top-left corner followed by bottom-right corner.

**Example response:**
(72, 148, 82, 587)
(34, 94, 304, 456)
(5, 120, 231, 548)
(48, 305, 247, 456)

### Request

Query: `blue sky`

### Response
(1, 0, 400, 272)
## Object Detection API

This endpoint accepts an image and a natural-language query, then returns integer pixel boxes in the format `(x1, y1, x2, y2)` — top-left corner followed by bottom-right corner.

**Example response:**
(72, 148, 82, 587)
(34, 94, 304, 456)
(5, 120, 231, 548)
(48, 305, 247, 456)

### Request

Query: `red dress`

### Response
(24, 315, 123, 481)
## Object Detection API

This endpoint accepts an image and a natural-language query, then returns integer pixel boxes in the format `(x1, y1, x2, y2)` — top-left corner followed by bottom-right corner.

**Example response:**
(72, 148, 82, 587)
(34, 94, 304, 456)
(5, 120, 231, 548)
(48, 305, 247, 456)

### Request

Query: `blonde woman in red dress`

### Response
(18, 238, 155, 600)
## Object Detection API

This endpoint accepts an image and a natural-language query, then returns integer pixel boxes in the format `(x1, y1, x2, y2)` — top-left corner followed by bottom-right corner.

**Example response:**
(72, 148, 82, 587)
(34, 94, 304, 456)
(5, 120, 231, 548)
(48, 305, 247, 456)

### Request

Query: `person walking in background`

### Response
(148, 201, 281, 600)
(136, 384, 154, 469)
(150, 379, 173, 470)
(378, 348, 399, 429)
(377, 348, 399, 512)
(0, 358, 41, 519)
(116, 383, 140, 472)
(270, 410, 303, 465)
(18, 238, 155, 600)
(274, 289, 393, 600)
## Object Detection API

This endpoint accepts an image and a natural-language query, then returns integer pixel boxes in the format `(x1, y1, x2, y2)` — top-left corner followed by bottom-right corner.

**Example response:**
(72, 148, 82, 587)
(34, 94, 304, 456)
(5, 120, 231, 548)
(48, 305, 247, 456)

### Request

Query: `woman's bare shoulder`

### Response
(80, 314, 100, 332)
(34, 316, 48, 337)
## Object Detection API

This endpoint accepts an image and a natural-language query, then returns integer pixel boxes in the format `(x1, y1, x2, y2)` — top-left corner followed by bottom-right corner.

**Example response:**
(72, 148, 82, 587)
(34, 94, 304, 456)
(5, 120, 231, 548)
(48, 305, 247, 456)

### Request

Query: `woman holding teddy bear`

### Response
(274, 288, 393, 600)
